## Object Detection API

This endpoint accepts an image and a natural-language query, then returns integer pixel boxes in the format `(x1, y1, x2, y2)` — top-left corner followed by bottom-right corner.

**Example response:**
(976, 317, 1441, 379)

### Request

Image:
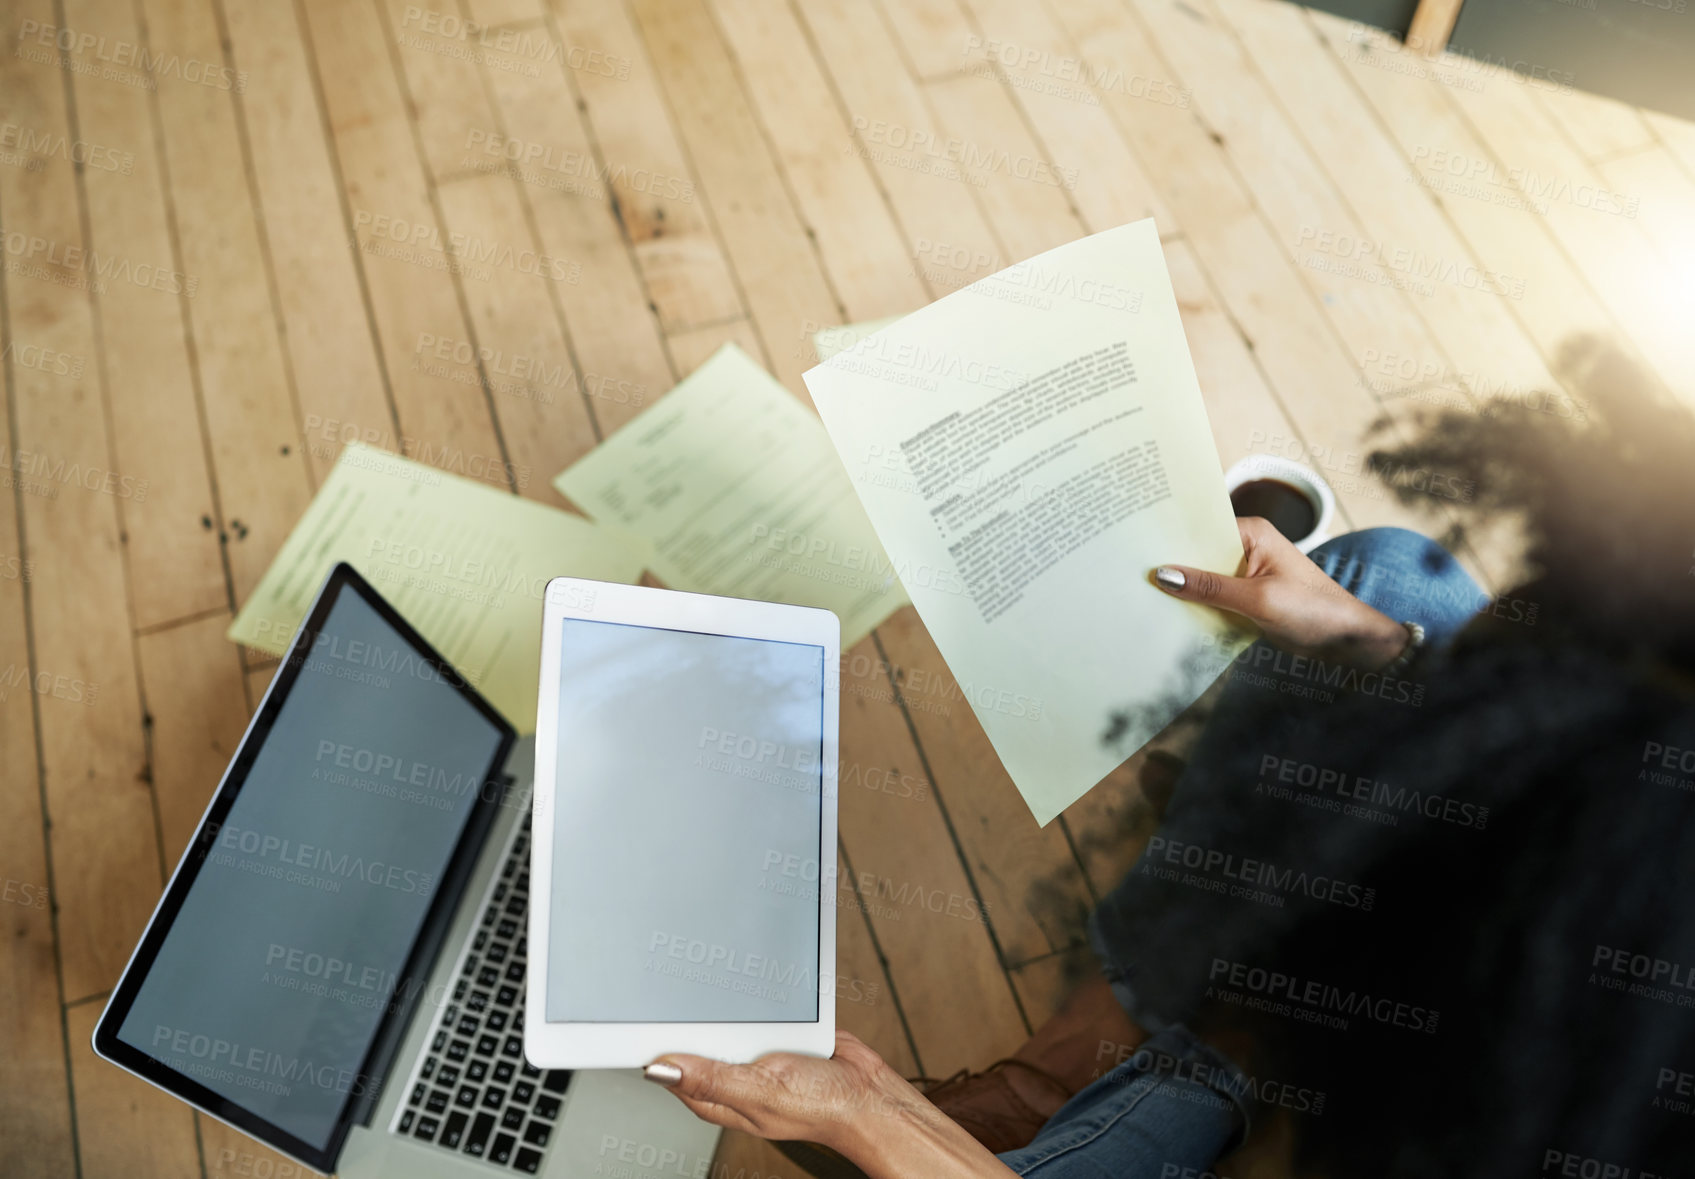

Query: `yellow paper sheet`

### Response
(228, 443, 647, 730)
(802, 219, 1250, 825)
(554, 344, 908, 647)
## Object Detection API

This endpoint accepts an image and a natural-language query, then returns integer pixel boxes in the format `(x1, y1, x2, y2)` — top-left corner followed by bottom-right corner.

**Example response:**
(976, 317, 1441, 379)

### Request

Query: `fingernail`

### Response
(1154, 567, 1186, 592)
(644, 1062, 683, 1087)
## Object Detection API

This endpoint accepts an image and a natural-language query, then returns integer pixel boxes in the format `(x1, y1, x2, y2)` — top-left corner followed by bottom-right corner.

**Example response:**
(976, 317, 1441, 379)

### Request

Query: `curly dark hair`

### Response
(1099, 338, 1695, 1178)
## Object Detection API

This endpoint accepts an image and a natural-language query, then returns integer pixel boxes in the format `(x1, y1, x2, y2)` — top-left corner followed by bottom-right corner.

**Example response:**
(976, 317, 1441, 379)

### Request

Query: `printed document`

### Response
(555, 343, 907, 647)
(802, 219, 1248, 824)
(229, 443, 647, 729)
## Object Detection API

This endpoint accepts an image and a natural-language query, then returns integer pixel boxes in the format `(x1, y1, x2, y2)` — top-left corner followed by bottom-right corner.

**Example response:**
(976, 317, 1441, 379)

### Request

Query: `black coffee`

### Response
(1230, 478, 1318, 543)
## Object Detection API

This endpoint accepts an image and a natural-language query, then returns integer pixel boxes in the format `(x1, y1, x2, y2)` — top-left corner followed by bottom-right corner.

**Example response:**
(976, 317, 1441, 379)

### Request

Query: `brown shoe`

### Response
(914, 1059, 1074, 1154)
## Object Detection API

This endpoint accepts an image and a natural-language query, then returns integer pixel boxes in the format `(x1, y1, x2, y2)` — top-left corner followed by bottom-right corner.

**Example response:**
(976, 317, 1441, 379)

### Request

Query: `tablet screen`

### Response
(111, 586, 506, 1153)
(545, 619, 824, 1024)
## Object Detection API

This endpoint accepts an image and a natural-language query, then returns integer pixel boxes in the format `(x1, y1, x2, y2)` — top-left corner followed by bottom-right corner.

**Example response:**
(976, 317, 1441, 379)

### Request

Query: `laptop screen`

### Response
(114, 584, 506, 1154)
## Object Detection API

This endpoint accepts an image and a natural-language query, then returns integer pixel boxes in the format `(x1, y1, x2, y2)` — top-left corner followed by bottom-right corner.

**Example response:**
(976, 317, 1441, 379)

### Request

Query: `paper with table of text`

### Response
(802, 219, 1250, 825)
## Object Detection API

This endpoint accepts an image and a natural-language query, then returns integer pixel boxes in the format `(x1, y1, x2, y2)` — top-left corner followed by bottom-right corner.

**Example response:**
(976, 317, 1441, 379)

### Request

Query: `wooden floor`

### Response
(4, 0, 1694, 1174)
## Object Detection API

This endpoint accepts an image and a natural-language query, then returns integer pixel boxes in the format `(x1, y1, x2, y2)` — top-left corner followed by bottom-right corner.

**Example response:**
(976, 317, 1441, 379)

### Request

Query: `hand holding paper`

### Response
(803, 219, 1249, 825)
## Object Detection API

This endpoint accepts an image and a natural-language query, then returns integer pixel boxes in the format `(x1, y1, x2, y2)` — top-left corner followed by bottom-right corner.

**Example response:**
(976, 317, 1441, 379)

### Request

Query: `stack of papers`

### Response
(228, 443, 647, 728)
(234, 219, 1245, 824)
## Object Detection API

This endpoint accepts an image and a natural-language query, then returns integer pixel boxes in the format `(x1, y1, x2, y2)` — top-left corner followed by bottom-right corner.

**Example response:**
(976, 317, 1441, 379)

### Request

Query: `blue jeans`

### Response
(998, 529, 1483, 1177)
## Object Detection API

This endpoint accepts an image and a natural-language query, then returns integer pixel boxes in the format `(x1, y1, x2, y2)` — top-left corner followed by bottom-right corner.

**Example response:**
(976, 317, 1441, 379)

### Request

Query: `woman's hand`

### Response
(1154, 516, 1410, 670)
(645, 1032, 1016, 1179)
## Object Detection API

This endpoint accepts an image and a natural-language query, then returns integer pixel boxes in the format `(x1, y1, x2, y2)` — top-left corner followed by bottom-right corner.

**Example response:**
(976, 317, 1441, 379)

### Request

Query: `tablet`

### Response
(528, 578, 839, 1069)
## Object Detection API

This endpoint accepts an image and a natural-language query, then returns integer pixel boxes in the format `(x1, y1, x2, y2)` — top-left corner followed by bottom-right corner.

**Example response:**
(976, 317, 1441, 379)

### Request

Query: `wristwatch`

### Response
(1381, 621, 1426, 676)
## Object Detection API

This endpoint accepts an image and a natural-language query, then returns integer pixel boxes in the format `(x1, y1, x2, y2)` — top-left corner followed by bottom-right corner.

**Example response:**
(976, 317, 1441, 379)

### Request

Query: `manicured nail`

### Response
(644, 1062, 683, 1087)
(1154, 567, 1186, 592)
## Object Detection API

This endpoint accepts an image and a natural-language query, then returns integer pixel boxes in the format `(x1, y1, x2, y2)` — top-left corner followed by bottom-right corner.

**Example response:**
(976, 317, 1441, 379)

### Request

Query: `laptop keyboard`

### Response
(391, 813, 570, 1173)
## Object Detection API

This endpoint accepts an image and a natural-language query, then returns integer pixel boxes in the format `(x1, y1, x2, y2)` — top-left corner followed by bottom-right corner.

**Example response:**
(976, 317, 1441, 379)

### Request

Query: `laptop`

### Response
(93, 563, 720, 1177)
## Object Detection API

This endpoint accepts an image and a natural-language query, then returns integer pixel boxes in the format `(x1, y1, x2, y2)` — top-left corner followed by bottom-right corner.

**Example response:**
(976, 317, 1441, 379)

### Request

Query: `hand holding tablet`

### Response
(527, 579, 840, 1069)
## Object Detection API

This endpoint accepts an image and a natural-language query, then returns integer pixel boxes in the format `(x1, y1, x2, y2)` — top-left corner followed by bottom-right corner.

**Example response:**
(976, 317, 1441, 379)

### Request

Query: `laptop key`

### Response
(520, 1060, 541, 1078)
(455, 1086, 478, 1109)
(446, 1039, 469, 1063)
(467, 1059, 489, 1083)
(497, 985, 518, 1007)
(426, 1089, 451, 1115)
(478, 1034, 500, 1057)
(511, 1081, 535, 1104)
(482, 1086, 506, 1110)
(493, 1059, 515, 1082)
(515, 1147, 543, 1175)
(437, 1065, 460, 1087)
(466, 1112, 496, 1157)
(500, 1105, 525, 1131)
(420, 1055, 438, 1080)
(491, 1132, 517, 1164)
(522, 1120, 551, 1148)
(416, 1115, 439, 1142)
(542, 1071, 571, 1093)
(502, 1035, 524, 1059)
(398, 1110, 414, 1134)
(487, 1011, 509, 1034)
(441, 1111, 468, 1149)
(533, 1095, 561, 1121)
(468, 989, 490, 1013)
(504, 960, 525, 982)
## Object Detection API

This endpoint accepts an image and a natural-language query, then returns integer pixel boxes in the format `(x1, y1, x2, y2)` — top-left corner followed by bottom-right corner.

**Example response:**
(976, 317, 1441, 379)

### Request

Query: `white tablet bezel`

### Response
(527, 577, 839, 1070)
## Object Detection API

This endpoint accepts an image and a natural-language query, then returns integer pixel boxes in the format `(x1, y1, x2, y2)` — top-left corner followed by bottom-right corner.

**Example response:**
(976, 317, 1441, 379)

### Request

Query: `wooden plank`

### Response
(200, 1118, 310, 1179)
(795, 0, 1006, 298)
(1122, 0, 1507, 582)
(298, 0, 509, 480)
(1404, 0, 1463, 58)
(379, 0, 606, 497)
(833, 629, 1028, 1073)
(463, 0, 542, 30)
(220, 0, 395, 487)
(1597, 144, 1695, 296)
(136, 614, 249, 866)
(1214, 0, 1558, 416)
(1432, 39, 1695, 402)
(429, 172, 602, 496)
(67, 1001, 201, 1179)
(0, 338, 75, 1179)
(2, 0, 160, 1004)
(833, 849, 920, 1074)
(711, 0, 931, 323)
(1643, 110, 1695, 182)
(923, 69, 1086, 264)
(1306, 11, 1649, 398)
(545, 0, 743, 332)
(61, 0, 225, 628)
(1008, 944, 1098, 1025)
(143, 0, 315, 607)
(1043, 0, 1439, 538)
(665, 316, 762, 377)
(1531, 84, 1656, 164)
(877, 0, 977, 81)
(628, 0, 841, 393)
(875, 608, 1096, 966)
(474, 22, 676, 437)
(955, 0, 1172, 236)
(386, 0, 503, 182)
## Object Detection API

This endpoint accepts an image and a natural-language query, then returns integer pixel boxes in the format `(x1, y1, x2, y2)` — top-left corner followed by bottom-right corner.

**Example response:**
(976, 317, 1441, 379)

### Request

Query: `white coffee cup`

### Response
(1222, 454, 1337, 553)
